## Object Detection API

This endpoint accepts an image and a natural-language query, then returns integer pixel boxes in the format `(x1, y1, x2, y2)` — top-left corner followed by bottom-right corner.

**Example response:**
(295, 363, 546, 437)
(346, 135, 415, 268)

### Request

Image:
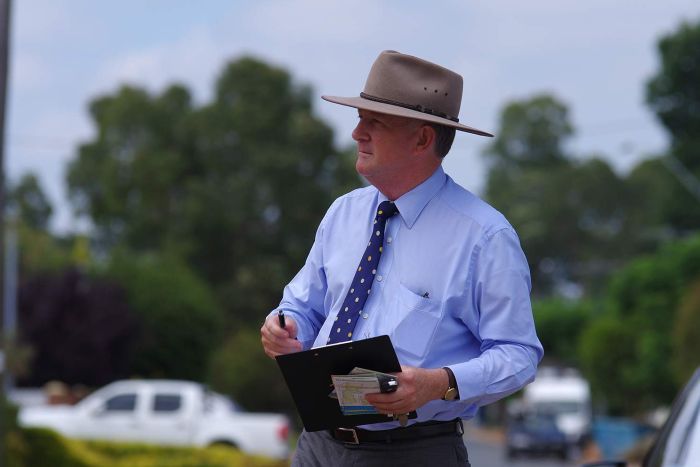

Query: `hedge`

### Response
(5, 427, 288, 467)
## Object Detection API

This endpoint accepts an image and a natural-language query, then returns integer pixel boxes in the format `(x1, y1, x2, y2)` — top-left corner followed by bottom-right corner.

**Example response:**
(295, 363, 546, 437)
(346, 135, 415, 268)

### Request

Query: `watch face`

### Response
(444, 387, 458, 401)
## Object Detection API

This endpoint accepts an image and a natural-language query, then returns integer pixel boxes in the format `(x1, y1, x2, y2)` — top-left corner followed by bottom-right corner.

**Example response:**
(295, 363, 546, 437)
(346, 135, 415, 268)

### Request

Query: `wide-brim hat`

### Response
(323, 50, 493, 137)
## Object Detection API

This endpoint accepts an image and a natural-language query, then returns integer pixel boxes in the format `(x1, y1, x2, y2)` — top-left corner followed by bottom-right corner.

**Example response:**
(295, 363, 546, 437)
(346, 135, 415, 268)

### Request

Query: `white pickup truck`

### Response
(18, 379, 290, 460)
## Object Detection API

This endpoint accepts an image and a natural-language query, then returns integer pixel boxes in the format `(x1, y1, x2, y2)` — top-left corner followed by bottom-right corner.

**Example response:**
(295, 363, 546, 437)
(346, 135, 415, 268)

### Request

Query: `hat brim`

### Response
(322, 95, 493, 137)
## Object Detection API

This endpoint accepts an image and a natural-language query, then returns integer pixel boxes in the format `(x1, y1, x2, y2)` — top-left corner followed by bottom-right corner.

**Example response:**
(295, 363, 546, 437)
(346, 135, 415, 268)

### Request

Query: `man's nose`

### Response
(352, 120, 369, 142)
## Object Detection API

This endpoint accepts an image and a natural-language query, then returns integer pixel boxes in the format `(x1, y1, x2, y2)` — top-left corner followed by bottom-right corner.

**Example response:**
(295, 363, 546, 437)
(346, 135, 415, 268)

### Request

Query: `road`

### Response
(463, 422, 577, 467)
(465, 438, 576, 467)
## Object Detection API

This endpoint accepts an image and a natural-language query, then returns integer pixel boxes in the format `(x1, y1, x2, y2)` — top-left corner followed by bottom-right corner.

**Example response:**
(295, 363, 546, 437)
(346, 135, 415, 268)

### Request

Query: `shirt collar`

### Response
(378, 166, 446, 229)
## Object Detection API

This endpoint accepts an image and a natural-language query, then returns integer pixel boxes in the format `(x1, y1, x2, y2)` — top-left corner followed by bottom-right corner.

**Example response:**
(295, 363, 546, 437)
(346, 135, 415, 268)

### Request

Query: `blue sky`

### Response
(7, 0, 700, 232)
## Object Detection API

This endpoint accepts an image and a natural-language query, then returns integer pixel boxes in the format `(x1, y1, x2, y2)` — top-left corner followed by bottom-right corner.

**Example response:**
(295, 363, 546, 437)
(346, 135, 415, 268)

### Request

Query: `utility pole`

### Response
(0, 0, 12, 465)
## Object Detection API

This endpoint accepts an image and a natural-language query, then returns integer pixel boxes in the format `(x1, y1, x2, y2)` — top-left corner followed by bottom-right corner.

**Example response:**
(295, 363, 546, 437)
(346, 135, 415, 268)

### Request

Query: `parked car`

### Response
(505, 412, 569, 459)
(18, 379, 291, 460)
(584, 366, 700, 467)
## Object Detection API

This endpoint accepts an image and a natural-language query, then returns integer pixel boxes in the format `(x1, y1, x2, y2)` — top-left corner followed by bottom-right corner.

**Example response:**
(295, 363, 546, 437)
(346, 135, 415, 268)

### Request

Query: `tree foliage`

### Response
(7, 173, 53, 231)
(672, 278, 700, 384)
(646, 17, 700, 230)
(18, 268, 137, 387)
(484, 94, 650, 295)
(67, 57, 358, 328)
(647, 18, 700, 165)
(578, 317, 638, 415)
(624, 157, 677, 244)
(486, 94, 572, 171)
(532, 298, 595, 367)
(579, 234, 700, 413)
(106, 253, 223, 381)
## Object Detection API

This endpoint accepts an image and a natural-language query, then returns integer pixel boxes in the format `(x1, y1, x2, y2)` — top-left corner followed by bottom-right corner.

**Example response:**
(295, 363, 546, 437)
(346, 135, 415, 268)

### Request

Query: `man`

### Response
(261, 50, 543, 466)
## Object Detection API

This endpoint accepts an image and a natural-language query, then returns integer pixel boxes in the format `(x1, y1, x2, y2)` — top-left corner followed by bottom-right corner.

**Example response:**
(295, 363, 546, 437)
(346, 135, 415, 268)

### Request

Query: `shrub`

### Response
(15, 428, 91, 467)
(107, 252, 224, 381)
(7, 426, 287, 467)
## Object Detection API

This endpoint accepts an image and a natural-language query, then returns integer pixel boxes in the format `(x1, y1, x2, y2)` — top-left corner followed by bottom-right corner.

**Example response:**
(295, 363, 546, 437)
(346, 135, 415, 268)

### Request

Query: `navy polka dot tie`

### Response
(328, 200, 398, 344)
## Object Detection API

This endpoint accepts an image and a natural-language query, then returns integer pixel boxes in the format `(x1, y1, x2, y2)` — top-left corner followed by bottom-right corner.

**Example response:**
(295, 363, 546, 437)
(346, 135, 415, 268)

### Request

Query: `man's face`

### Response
(351, 109, 423, 183)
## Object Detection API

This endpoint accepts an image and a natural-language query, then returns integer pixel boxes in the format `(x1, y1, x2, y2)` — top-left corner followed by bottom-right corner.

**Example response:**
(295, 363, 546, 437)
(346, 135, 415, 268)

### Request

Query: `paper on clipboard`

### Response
(330, 367, 398, 415)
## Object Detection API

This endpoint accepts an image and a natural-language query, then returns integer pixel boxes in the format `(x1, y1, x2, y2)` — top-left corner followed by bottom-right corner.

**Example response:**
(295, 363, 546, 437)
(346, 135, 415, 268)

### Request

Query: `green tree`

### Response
(579, 234, 700, 413)
(2, 171, 87, 277)
(106, 253, 224, 381)
(7, 173, 53, 231)
(646, 17, 700, 230)
(533, 298, 595, 366)
(672, 278, 700, 384)
(578, 317, 638, 415)
(484, 94, 638, 295)
(624, 157, 677, 247)
(486, 94, 572, 171)
(67, 57, 358, 327)
(67, 84, 195, 251)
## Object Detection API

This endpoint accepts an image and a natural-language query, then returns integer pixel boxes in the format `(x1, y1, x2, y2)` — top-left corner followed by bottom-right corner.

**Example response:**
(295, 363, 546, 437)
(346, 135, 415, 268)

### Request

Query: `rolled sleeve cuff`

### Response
(448, 346, 539, 407)
(449, 360, 486, 404)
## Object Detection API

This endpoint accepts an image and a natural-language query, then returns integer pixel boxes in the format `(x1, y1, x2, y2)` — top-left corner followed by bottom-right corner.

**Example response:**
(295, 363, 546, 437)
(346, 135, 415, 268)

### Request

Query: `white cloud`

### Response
(90, 26, 224, 103)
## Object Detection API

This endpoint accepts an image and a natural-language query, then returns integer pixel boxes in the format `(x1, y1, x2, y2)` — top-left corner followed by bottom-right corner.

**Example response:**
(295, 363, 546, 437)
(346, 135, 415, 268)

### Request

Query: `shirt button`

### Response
(362, 313, 369, 319)
(377, 275, 383, 282)
(387, 237, 393, 243)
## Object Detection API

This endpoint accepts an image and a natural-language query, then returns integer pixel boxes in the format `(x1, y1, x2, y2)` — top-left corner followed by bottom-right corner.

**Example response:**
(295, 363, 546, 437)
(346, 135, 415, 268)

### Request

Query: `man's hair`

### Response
(429, 123, 456, 158)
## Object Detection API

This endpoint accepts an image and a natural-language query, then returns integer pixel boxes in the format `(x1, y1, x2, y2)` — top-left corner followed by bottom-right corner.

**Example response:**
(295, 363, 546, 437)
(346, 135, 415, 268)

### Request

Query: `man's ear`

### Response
(414, 124, 436, 155)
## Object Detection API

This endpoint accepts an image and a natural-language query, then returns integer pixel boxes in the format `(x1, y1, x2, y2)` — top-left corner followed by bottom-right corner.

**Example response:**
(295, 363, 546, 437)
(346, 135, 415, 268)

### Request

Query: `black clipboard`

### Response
(275, 335, 417, 431)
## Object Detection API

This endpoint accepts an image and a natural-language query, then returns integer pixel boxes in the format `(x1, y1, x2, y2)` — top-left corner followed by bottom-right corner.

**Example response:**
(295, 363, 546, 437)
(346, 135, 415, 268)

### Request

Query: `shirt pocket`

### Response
(390, 283, 441, 360)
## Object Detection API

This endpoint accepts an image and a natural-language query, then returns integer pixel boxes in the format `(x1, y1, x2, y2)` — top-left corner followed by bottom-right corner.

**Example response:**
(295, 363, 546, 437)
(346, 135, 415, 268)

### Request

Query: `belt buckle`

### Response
(337, 427, 360, 444)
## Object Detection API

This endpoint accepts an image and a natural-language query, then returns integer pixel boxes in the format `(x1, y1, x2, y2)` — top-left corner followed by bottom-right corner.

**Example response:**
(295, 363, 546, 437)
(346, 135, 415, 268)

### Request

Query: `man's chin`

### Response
(355, 159, 373, 177)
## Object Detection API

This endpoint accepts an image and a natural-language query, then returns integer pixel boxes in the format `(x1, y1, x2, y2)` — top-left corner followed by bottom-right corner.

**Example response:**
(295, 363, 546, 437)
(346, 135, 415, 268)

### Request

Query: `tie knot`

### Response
(376, 201, 398, 220)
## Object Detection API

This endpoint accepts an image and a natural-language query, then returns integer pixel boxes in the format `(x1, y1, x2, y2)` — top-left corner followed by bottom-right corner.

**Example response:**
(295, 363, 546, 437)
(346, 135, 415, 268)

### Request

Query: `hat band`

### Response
(359, 92, 459, 123)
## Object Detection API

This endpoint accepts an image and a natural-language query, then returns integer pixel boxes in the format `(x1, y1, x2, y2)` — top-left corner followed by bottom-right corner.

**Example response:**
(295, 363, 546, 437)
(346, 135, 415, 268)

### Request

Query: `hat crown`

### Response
(363, 50, 463, 121)
(321, 50, 492, 137)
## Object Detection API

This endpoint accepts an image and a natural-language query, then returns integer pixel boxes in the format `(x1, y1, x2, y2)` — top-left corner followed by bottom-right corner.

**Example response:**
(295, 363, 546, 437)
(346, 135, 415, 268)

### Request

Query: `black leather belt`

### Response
(330, 419, 463, 445)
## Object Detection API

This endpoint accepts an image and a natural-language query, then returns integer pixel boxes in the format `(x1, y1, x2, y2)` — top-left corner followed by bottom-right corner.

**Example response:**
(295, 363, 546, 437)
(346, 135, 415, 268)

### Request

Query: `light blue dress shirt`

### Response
(276, 166, 543, 428)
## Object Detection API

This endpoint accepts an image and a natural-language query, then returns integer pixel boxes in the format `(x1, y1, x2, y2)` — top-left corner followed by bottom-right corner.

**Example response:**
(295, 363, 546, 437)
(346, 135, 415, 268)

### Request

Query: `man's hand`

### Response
(364, 365, 450, 414)
(260, 314, 303, 359)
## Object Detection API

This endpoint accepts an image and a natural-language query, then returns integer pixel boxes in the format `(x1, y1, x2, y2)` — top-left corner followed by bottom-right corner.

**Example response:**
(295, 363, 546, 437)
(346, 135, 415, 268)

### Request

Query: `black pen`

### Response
(278, 309, 286, 329)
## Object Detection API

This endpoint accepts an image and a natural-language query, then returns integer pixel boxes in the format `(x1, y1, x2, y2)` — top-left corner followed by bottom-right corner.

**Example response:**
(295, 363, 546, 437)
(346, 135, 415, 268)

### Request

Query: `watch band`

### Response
(442, 367, 459, 401)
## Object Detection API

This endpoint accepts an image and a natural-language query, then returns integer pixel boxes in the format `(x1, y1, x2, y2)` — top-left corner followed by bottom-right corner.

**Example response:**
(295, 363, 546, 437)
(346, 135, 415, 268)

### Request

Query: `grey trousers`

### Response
(291, 428, 470, 467)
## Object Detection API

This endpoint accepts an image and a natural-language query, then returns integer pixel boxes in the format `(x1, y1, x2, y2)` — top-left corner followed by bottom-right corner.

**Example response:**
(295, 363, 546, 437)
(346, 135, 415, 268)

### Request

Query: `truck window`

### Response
(153, 394, 182, 412)
(104, 394, 137, 412)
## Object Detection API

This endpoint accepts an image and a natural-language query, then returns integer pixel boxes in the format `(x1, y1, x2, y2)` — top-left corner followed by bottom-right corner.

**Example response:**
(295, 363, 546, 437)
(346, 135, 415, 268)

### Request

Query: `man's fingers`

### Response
(262, 335, 301, 352)
(262, 315, 298, 339)
(370, 398, 411, 415)
(365, 391, 405, 407)
(260, 315, 302, 359)
(263, 319, 289, 339)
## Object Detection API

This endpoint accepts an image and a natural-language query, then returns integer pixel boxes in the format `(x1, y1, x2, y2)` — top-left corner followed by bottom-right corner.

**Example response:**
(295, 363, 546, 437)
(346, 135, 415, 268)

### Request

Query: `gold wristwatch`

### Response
(442, 367, 459, 401)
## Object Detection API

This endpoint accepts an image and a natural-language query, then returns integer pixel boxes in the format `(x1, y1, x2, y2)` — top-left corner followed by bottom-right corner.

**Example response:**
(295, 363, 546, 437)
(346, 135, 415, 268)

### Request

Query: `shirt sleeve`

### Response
(450, 227, 544, 406)
(267, 202, 336, 350)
